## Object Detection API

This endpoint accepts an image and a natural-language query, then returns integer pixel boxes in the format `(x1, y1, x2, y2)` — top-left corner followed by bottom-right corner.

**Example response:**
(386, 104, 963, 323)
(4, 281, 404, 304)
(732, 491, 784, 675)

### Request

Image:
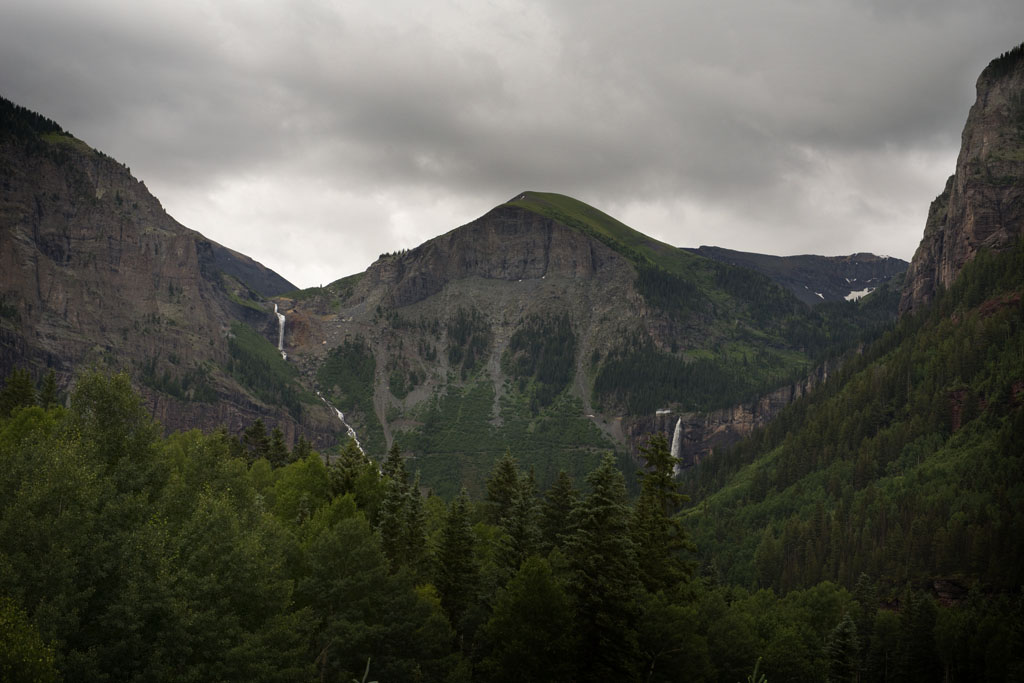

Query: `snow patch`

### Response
(845, 287, 874, 302)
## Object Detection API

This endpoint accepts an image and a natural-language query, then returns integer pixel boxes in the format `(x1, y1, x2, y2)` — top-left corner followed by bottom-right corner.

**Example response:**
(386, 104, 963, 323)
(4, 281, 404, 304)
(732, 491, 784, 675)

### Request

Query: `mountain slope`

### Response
(687, 246, 907, 307)
(281, 191, 901, 495)
(683, 44, 1024, 597)
(0, 95, 337, 444)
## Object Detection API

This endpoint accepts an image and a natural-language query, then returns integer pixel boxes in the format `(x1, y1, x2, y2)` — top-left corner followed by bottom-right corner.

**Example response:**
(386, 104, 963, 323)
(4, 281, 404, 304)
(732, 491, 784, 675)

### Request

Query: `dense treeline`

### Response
(1, 370, 1022, 680)
(502, 312, 576, 412)
(447, 307, 492, 379)
(593, 332, 802, 413)
(0, 95, 64, 141)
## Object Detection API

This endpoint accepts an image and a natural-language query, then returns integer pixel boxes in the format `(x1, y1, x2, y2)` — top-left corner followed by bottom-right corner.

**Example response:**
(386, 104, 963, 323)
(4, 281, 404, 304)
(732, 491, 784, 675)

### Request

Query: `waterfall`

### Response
(317, 391, 365, 456)
(670, 416, 683, 476)
(274, 304, 287, 359)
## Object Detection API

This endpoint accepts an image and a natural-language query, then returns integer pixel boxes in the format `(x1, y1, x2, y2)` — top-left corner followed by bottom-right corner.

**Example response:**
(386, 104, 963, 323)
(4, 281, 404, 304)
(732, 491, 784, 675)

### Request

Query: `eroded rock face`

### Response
(900, 49, 1024, 314)
(356, 205, 624, 308)
(0, 109, 340, 446)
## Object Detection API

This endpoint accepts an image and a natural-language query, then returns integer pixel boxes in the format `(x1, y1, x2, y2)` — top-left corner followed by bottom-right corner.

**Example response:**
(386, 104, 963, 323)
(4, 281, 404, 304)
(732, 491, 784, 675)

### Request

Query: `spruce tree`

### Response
(632, 433, 693, 592)
(435, 488, 478, 634)
(0, 368, 35, 417)
(540, 469, 578, 552)
(242, 418, 270, 463)
(37, 368, 58, 409)
(268, 427, 289, 468)
(378, 476, 407, 571)
(496, 482, 541, 578)
(382, 442, 407, 485)
(825, 612, 860, 683)
(291, 434, 313, 463)
(402, 473, 428, 580)
(486, 449, 521, 524)
(565, 454, 642, 679)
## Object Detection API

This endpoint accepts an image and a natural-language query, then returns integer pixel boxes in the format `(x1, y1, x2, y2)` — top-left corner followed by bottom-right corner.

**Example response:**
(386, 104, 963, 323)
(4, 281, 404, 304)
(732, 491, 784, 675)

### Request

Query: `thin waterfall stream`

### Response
(670, 416, 683, 476)
(274, 304, 287, 359)
(317, 391, 366, 456)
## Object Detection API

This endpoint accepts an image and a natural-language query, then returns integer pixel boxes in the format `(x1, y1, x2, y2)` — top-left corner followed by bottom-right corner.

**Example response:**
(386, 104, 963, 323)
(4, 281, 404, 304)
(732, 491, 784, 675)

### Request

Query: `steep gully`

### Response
(273, 305, 366, 456)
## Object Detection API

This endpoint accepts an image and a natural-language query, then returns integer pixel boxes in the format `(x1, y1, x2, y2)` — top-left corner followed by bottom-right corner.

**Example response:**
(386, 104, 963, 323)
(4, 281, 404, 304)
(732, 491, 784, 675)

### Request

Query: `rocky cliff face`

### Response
(0, 97, 340, 444)
(353, 204, 629, 309)
(629, 362, 833, 466)
(900, 46, 1024, 314)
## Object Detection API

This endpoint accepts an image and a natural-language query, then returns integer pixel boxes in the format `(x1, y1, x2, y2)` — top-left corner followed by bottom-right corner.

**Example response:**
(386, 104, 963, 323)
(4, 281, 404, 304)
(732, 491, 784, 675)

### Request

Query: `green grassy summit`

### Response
(505, 191, 706, 276)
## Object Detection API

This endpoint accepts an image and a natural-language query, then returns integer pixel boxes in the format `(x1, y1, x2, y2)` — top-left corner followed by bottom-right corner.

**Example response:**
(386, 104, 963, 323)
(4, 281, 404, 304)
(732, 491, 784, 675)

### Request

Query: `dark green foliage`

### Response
(4, 367, 1021, 680)
(635, 261, 706, 318)
(139, 356, 217, 402)
(0, 367, 35, 417)
(396, 380, 615, 497)
(632, 433, 693, 593)
(502, 312, 576, 411)
(565, 454, 643, 679)
(37, 369, 58, 410)
(540, 469, 579, 552)
(446, 307, 492, 378)
(267, 427, 288, 468)
(242, 418, 270, 463)
(317, 337, 386, 456)
(0, 597, 58, 683)
(478, 557, 576, 682)
(594, 334, 802, 413)
(226, 322, 304, 418)
(434, 489, 479, 633)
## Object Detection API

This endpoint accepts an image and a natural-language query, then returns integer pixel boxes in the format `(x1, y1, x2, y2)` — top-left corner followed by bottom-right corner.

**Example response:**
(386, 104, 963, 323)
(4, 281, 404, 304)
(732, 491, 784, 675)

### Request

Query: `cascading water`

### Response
(317, 391, 366, 456)
(274, 304, 287, 359)
(670, 416, 683, 476)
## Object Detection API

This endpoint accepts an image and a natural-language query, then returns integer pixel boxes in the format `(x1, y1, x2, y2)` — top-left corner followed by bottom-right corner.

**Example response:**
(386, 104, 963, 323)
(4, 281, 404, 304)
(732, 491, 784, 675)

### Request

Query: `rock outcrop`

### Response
(629, 362, 833, 466)
(900, 45, 1024, 314)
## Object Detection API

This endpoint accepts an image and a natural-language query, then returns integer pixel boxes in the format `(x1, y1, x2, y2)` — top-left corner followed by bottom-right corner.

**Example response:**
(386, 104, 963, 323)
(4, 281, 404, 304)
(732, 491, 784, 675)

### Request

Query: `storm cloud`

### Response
(2, 0, 1021, 287)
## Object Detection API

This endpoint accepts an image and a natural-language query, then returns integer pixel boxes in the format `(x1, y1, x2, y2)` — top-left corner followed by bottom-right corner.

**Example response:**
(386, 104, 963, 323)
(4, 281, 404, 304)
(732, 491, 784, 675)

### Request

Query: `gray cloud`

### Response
(1, 0, 1022, 287)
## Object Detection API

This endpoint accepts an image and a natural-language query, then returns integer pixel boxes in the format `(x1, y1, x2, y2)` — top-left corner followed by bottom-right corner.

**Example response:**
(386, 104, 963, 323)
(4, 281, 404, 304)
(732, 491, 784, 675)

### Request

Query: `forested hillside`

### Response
(2, 368, 1021, 682)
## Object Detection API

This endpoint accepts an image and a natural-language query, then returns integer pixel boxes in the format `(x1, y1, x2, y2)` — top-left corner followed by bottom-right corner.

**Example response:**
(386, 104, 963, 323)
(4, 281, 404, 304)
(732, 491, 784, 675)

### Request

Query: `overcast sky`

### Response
(2, 1, 1021, 288)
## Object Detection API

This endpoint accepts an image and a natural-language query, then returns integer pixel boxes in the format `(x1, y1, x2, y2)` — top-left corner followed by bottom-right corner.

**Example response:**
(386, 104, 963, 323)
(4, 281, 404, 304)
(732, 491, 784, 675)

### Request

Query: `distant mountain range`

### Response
(684, 246, 907, 307)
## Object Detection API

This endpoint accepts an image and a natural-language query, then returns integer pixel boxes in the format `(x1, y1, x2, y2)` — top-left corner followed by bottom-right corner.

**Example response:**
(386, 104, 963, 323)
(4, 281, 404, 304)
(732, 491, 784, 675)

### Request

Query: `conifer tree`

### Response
(268, 426, 289, 468)
(37, 368, 58, 409)
(382, 442, 407, 484)
(435, 488, 478, 634)
(825, 612, 860, 683)
(378, 476, 407, 571)
(540, 469, 578, 552)
(485, 449, 520, 524)
(632, 433, 693, 592)
(0, 368, 35, 417)
(496, 482, 541, 578)
(565, 454, 642, 679)
(291, 434, 313, 462)
(242, 418, 270, 463)
(402, 473, 428, 579)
